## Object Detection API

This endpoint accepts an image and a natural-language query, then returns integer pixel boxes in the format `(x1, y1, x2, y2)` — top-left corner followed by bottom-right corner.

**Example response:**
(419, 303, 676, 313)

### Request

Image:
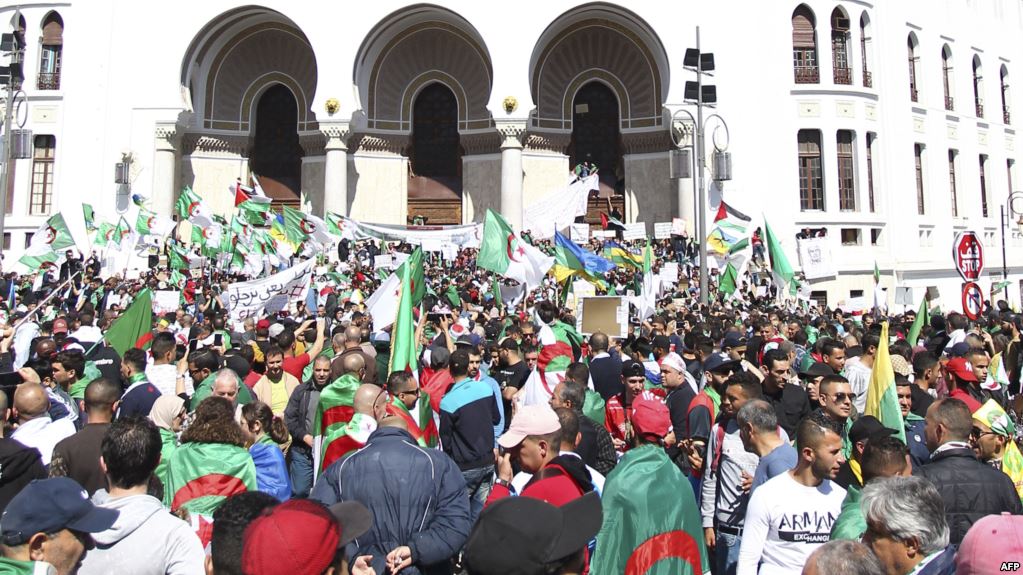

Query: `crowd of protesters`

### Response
(0, 231, 1019, 575)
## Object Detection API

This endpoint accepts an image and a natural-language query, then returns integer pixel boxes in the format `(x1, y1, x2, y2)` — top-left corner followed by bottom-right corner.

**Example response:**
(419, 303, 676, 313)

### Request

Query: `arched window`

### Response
(979, 155, 989, 217)
(973, 56, 984, 118)
(860, 13, 872, 87)
(792, 5, 818, 84)
(1001, 65, 1011, 125)
(942, 45, 954, 111)
(831, 8, 851, 84)
(38, 12, 62, 90)
(908, 34, 919, 102)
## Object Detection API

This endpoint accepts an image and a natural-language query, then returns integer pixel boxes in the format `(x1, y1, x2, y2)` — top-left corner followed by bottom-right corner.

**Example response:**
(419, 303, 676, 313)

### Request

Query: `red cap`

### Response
(256, 319, 271, 330)
(946, 357, 978, 382)
(631, 390, 672, 439)
(52, 318, 68, 334)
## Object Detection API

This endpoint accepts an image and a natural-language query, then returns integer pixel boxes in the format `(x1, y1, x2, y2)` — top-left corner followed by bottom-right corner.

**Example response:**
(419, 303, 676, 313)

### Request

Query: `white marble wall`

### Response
(624, 153, 672, 224)
(462, 155, 501, 223)
(521, 153, 571, 213)
(348, 154, 408, 224)
(180, 155, 249, 218)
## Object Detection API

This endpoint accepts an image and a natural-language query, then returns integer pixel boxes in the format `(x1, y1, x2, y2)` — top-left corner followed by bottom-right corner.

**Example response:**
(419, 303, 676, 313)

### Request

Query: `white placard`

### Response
(106, 293, 123, 309)
(392, 252, 409, 268)
(152, 290, 180, 315)
(591, 230, 616, 239)
(420, 239, 443, 252)
(569, 223, 590, 244)
(895, 286, 914, 306)
(622, 222, 646, 241)
(225, 260, 315, 322)
(572, 279, 597, 299)
(796, 236, 836, 280)
(661, 262, 679, 281)
(654, 222, 673, 240)
(373, 255, 393, 269)
(672, 218, 688, 236)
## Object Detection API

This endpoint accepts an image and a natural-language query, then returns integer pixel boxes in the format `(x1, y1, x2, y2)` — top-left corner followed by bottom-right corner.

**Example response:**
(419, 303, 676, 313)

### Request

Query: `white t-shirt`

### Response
(736, 471, 846, 575)
(843, 357, 872, 413)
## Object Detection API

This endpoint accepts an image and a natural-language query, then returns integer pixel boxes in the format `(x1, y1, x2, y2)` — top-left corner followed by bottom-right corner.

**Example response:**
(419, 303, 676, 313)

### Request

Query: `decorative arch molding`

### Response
(180, 6, 318, 133)
(529, 3, 669, 132)
(355, 5, 494, 133)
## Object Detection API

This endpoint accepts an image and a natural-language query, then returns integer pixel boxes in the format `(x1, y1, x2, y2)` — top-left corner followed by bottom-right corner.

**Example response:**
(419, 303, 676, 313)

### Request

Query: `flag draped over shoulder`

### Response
(477, 209, 554, 292)
(590, 444, 710, 575)
(104, 288, 153, 355)
(313, 374, 364, 473)
(386, 396, 439, 448)
(536, 320, 583, 395)
(166, 442, 257, 515)
(864, 322, 905, 443)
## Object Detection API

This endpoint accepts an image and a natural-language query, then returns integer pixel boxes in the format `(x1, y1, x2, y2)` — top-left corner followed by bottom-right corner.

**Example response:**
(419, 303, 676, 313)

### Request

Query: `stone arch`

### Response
(529, 3, 670, 131)
(180, 6, 318, 132)
(354, 4, 493, 133)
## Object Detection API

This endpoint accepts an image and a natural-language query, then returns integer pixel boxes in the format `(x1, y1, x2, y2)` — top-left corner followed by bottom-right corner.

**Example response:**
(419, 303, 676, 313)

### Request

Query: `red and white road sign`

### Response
(962, 281, 984, 320)
(953, 231, 984, 282)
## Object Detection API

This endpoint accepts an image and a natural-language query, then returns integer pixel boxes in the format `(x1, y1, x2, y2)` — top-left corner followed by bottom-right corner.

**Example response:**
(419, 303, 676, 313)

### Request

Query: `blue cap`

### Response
(703, 352, 741, 374)
(0, 478, 118, 545)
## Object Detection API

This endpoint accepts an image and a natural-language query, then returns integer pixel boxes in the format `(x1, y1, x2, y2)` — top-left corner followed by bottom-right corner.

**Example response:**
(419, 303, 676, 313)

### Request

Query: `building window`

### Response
(870, 228, 883, 246)
(860, 13, 872, 88)
(866, 133, 876, 212)
(837, 130, 856, 210)
(908, 35, 919, 102)
(841, 229, 861, 246)
(798, 130, 824, 211)
(831, 9, 851, 84)
(30, 135, 55, 215)
(2, 233, 9, 250)
(1009, 159, 1015, 195)
(1002, 65, 1011, 125)
(914, 144, 926, 215)
(810, 290, 828, 309)
(942, 45, 954, 111)
(973, 56, 984, 118)
(37, 12, 63, 91)
(850, 289, 864, 298)
(948, 150, 958, 217)
(792, 5, 819, 84)
(979, 154, 989, 218)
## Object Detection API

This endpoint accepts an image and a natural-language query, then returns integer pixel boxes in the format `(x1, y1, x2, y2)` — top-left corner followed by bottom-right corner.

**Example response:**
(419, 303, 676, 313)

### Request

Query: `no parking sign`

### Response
(961, 282, 983, 320)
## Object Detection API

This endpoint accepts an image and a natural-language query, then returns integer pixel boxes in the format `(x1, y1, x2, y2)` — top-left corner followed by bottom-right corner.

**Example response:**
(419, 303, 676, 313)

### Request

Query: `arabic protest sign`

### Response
(226, 259, 315, 323)
(152, 291, 181, 315)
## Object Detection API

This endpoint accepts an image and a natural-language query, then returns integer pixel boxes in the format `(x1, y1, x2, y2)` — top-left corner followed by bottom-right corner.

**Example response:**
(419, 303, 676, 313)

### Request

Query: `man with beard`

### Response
(253, 346, 300, 416)
(604, 360, 648, 455)
(806, 375, 854, 457)
(737, 419, 847, 575)
(284, 355, 333, 497)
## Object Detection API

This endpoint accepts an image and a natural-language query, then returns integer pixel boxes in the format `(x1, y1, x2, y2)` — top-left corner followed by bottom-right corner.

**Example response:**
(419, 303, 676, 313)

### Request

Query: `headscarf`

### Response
(973, 399, 1023, 500)
(149, 394, 186, 430)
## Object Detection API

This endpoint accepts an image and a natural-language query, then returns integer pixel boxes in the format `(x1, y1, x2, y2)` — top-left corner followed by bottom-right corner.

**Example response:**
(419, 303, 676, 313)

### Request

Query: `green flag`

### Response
(237, 199, 271, 226)
(389, 257, 419, 374)
(26, 213, 76, 255)
(165, 442, 257, 515)
(491, 276, 503, 308)
(94, 223, 114, 247)
(477, 209, 553, 291)
(590, 444, 710, 575)
(136, 208, 155, 235)
(313, 374, 363, 471)
(873, 261, 881, 284)
(104, 289, 153, 355)
(325, 212, 345, 236)
(719, 261, 738, 295)
(282, 206, 310, 245)
(83, 204, 96, 232)
(18, 249, 59, 270)
(445, 285, 462, 308)
(906, 297, 928, 346)
(763, 218, 795, 293)
(865, 322, 906, 443)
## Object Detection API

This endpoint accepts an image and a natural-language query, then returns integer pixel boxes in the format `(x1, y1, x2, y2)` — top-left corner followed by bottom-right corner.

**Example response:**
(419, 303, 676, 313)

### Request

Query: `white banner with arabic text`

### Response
(226, 259, 315, 323)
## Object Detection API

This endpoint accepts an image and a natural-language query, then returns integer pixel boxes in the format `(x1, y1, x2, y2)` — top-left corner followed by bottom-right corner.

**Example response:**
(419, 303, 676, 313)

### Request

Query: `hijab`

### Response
(149, 394, 186, 430)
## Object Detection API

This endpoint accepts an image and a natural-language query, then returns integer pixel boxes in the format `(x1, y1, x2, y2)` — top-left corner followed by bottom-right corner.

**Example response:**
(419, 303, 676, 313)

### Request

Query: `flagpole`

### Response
(12, 271, 81, 331)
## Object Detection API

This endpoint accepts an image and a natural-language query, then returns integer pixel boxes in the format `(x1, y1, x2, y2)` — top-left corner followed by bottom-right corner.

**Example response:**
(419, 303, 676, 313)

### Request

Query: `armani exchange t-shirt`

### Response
(736, 471, 846, 575)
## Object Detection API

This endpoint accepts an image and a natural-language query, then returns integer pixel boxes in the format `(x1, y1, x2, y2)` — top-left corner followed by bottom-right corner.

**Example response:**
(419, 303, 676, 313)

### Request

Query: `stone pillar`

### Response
(497, 120, 526, 229)
(153, 124, 179, 217)
(323, 124, 351, 217)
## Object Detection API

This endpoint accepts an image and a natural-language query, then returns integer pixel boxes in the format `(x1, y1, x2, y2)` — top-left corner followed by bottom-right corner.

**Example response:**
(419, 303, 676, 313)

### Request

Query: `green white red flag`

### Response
(166, 442, 257, 515)
(477, 209, 553, 292)
(312, 373, 366, 475)
(386, 394, 439, 448)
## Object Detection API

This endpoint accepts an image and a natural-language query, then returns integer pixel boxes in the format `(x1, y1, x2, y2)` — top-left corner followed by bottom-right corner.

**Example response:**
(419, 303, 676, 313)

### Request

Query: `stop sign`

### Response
(953, 231, 984, 282)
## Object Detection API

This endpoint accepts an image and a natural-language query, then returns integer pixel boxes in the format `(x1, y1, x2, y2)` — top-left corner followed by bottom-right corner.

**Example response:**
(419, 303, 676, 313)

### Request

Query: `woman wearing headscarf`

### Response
(240, 401, 292, 501)
(148, 394, 186, 507)
(972, 399, 1023, 500)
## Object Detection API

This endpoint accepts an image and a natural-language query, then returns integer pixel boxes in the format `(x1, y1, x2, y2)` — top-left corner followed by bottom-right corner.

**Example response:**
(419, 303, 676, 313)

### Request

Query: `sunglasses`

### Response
(400, 388, 421, 397)
(829, 392, 853, 402)
(971, 427, 997, 440)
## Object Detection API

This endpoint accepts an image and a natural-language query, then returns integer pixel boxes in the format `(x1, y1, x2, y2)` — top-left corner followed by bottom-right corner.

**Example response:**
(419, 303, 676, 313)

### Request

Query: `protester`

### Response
(118, 348, 161, 418)
(549, 378, 616, 476)
(240, 401, 293, 501)
(895, 375, 930, 470)
(759, 349, 810, 437)
(802, 540, 884, 575)
(208, 491, 280, 575)
(148, 394, 185, 507)
(830, 435, 911, 541)
(0, 391, 45, 515)
(284, 354, 333, 497)
(969, 399, 1023, 499)
(49, 378, 120, 495)
(253, 346, 301, 416)
(861, 476, 955, 575)
(11, 383, 75, 466)
(834, 415, 896, 490)
(737, 399, 796, 491)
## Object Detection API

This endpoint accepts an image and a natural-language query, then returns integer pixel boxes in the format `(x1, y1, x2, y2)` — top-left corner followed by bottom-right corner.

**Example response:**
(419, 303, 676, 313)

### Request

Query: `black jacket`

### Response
(917, 446, 1023, 544)
(589, 355, 623, 401)
(0, 438, 46, 514)
(284, 381, 318, 452)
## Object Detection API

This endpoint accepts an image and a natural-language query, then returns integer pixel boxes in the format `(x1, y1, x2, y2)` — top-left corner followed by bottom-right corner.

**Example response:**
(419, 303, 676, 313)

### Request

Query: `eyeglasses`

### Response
(400, 388, 421, 397)
(830, 392, 853, 403)
(971, 427, 997, 440)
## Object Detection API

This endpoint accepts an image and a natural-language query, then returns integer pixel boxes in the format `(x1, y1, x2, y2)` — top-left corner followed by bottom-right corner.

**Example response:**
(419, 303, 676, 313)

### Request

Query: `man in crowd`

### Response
(50, 378, 120, 495)
(895, 375, 931, 470)
(549, 378, 616, 476)
(919, 398, 1022, 544)
(284, 354, 333, 497)
(802, 540, 885, 575)
(738, 399, 796, 491)
(820, 339, 847, 375)
(332, 325, 377, 385)
(861, 476, 956, 575)
(737, 419, 847, 574)
(910, 352, 938, 417)
(830, 434, 911, 540)
(51, 350, 85, 421)
(808, 375, 853, 455)
(253, 345, 300, 415)
(208, 491, 280, 575)
(587, 332, 622, 401)
(834, 415, 896, 491)
(842, 331, 877, 412)
(384, 371, 439, 448)
(11, 383, 75, 466)
(79, 416, 204, 574)
(759, 349, 811, 437)
(118, 348, 161, 418)
(145, 333, 180, 397)
(493, 338, 530, 425)
(970, 398, 1023, 499)
(605, 360, 648, 454)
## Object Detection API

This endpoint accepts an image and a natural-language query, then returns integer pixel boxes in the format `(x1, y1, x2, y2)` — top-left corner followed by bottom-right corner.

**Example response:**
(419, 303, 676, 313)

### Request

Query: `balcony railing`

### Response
(833, 67, 852, 85)
(863, 69, 872, 88)
(945, 96, 955, 111)
(976, 100, 984, 118)
(911, 87, 919, 102)
(37, 72, 60, 90)
(1005, 106, 1012, 125)
(794, 65, 819, 84)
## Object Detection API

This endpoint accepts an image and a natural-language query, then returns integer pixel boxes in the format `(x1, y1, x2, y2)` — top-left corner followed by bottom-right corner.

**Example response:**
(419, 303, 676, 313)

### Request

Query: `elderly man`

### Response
(802, 540, 884, 575)
(861, 476, 956, 575)
(11, 383, 75, 466)
(549, 379, 616, 476)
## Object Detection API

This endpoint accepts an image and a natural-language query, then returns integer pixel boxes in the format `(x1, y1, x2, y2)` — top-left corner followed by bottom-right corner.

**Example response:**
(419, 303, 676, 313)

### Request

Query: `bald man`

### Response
(354, 383, 389, 421)
(331, 325, 377, 384)
(314, 355, 378, 474)
(11, 383, 75, 465)
(0, 390, 44, 512)
(50, 378, 121, 494)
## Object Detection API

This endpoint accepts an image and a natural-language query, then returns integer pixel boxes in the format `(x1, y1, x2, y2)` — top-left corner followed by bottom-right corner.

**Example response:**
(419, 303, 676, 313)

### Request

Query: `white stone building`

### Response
(1, 0, 1022, 308)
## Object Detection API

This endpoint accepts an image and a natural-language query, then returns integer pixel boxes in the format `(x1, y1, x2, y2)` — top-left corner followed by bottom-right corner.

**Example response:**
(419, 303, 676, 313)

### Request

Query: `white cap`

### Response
(660, 352, 686, 374)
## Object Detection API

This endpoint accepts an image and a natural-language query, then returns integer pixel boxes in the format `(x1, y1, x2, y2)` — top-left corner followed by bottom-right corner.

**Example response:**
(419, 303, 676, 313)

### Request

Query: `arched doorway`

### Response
(249, 84, 303, 203)
(408, 83, 462, 224)
(568, 82, 625, 225)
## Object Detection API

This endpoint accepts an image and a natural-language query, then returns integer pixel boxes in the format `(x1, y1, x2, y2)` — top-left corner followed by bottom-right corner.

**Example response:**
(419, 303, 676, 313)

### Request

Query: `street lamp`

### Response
(1001, 190, 1023, 298)
(0, 15, 28, 250)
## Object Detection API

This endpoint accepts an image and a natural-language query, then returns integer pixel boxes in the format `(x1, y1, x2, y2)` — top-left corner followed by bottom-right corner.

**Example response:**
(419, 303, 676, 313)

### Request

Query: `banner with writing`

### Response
(226, 260, 315, 322)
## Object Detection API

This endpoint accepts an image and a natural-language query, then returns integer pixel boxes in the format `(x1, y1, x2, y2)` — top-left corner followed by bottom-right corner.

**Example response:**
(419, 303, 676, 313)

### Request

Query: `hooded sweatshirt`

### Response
(0, 439, 46, 515)
(77, 492, 205, 575)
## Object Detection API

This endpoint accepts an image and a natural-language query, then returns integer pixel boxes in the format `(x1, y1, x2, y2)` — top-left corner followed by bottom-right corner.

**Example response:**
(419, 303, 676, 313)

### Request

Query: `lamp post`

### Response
(1001, 190, 1023, 300)
(0, 17, 28, 250)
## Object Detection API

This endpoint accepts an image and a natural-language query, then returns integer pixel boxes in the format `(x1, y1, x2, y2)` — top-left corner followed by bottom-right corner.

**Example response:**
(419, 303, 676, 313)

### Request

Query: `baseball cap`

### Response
(464, 491, 602, 575)
(849, 415, 897, 445)
(890, 355, 912, 378)
(256, 319, 271, 330)
(703, 352, 740, 374)
(946, 357, 978, 382)
(799, 362, 835, 379)
(268, 323, 286, 339)
(956, 513, 1023, 574)
(0, 478, 119, 546)
(949, 342, 971, 358)
(242, 499, 372, 575)
(631, 390, 672, 439)
(455, 334, 481, 348)
(52, 318, 68, 334)
(622, 359, 646, 379)
(498, 405, 561, 449)
(722, 332, 747, 350)
(660, 352, 686, 374)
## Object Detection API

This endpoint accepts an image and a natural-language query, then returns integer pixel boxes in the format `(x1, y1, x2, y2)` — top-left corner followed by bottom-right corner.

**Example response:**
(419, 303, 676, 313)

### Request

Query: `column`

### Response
(152, 124, 178, 217)
(497, 120, 526, 229)
(323, 124, 350, 217)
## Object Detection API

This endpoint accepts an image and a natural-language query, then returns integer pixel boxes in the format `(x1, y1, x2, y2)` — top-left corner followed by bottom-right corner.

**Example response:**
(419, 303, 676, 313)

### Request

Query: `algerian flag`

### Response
(104, 288, 153, 355)
(477, 209, 553, 292)
(94, 223, 114, 247)
(631, 237, 656, 319)
(388, 256, 419, 374)
(312, 374, 366, 477)
(365, 248, 424, 331)
(237, 199, 271, 226)
(325, 212, 346, 238)
(864, 322, 905, 443)
(873, 261, 881, 284)
(303, 214, 335, 246)
(282, 206, 310, 245)
(18, 249, 60, 271)
(165, 442, 257, 515)
(906, 297, 928, 346)
(719, 261, 739, 295)
(175, 187, 213, 227)
(445, 285, 462, 308)
(763, 217, 795, 295)
(83, 204, 96, 232)
(26, 213, 76, 255)
(135, 208, 175, 238)
(983, 353, 1010, 391)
